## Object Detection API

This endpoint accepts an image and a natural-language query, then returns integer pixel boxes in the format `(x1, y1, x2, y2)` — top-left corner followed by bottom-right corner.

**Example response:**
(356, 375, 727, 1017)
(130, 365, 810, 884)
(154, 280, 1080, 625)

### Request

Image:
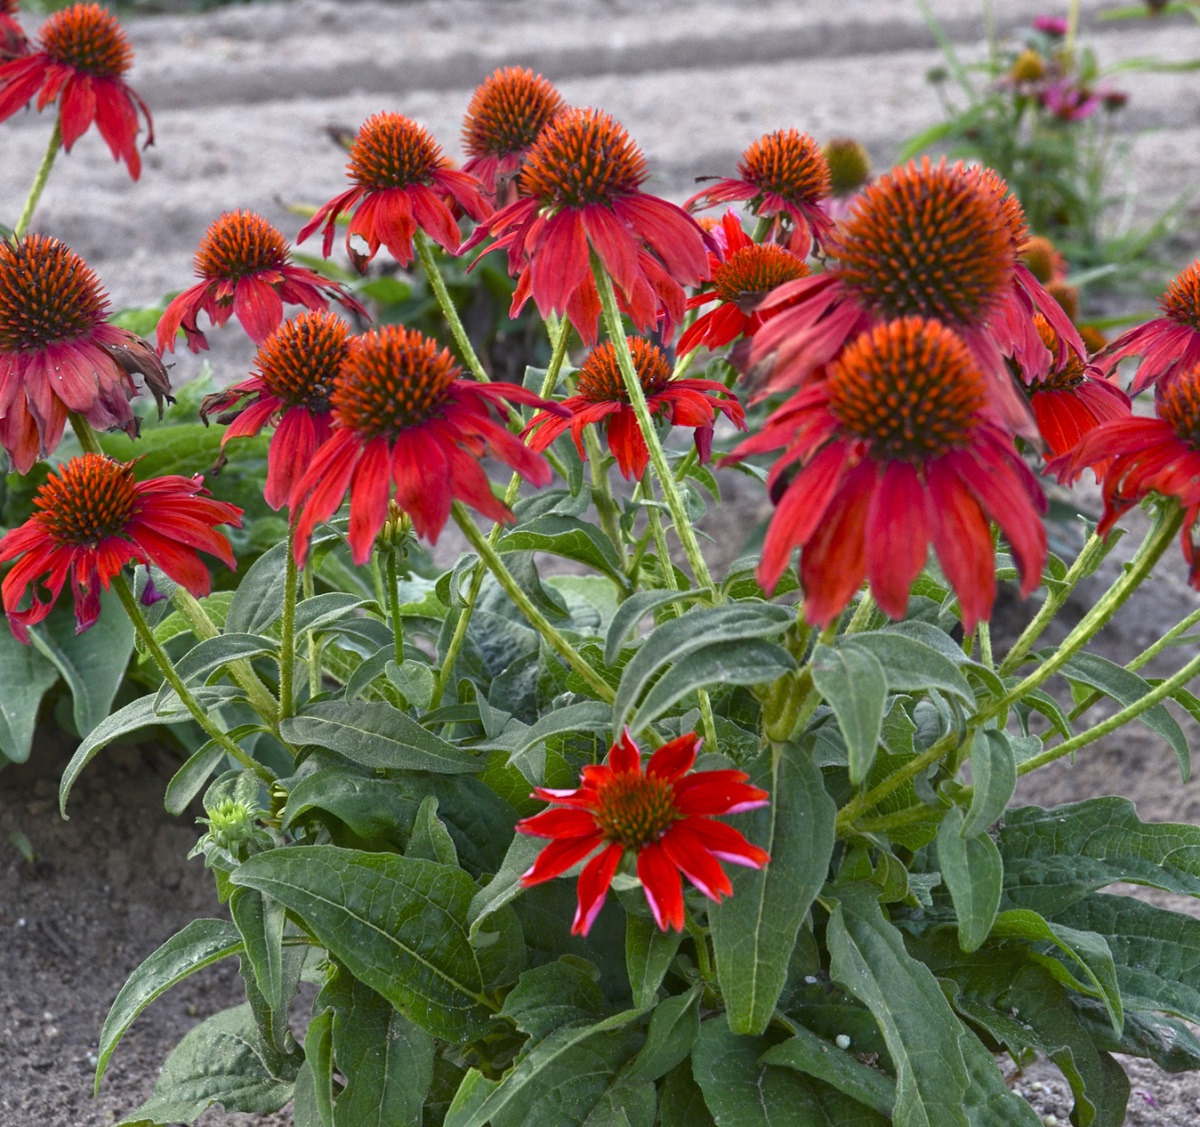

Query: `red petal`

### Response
(519, 833, 604, 887)
(646, 732, 700, 781)
(572, 842, 624, 936)
(636, 842, 685, 932)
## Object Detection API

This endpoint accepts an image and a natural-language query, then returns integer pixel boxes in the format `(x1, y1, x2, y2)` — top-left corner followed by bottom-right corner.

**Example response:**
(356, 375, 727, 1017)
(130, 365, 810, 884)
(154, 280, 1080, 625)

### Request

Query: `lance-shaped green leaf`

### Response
(500, 959, 605, 1042)
(163, 727, 269, 816)
(279, 700, 483, 774)
(96, 919, 244, 1093)
(230, 889, 286, 1014)
(842, 627, 973, 702)
(230, 846, 511, 1041)
(626, 913, 683, 1010)
(604, 588, 707, 665)
(0, 622, 59, 763)
(761, 1024, 896, 1117)
(225, 540, 289, 635)
(292, 593, 375, 638)
(625, 987, 701, 1084)
(294, 1007, 334, 1127)
(155, 633, 279, 710)
(937, 806, 1003, 953)
(497, 513, 631, 591)
(827, 883, 971, 1127)
(961, 730, 1016, 837)
(467, 833, 542, 940)
(812, 643, 887, 783)
(710, 741, 836, 1035)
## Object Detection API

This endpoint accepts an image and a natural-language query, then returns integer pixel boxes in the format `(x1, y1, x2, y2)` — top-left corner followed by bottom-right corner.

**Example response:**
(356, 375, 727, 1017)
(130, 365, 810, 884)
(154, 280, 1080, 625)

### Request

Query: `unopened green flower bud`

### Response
(822, 137, 871, 198)
(377, 500, 413, 551)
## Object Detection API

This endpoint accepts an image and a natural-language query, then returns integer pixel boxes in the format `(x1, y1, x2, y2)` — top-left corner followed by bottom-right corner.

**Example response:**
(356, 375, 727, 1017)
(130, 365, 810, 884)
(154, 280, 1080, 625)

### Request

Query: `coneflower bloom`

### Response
(471, 107, 712, 345)
(686, 128, 834, 259)
(1094, 260, 1200, 393)
(1049, 362, 1200, 584)
(0, 2, 151, 179)
(290, 324, 560, 565)
(461, 66, 565, 207)
(0, 453, 241, 642)
(523, 336, 745, 480)
(297, 111, 492, 273)
(517, 729, 769, 936)
(157, 211, 366, 354)
(1020, 235, 1069, 286)
(677, 211, 809, 356)
(199, 311, 351, 510)
(728, 317, 1047, 630)
(0, 0, 28, 60)
(0, 234, 170, 474)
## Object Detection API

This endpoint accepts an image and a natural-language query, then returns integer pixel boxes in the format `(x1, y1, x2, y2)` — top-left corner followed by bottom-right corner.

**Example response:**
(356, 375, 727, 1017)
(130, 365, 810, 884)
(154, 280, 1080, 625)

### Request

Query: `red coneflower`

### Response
(1094, 260, 1200, 393)
(0, 234, 170, 474)
(298, 111, 492, 273)
(686, 128, 834, 259)
(0, 453, 241, 641)
(677, 211, 810, 356)
(471, 107, 712, 345)
(0, 0, 28, 60)
(157, 211, 366, 354)
(729, 317, 1047, 630)
(461, 66, 565, 207)
(290, 324, 559, 565)
(199, 311, 351, 510)
(524, 335, 744, 480)
(0, 2, 151, 178)
(517, 729, 769, 936)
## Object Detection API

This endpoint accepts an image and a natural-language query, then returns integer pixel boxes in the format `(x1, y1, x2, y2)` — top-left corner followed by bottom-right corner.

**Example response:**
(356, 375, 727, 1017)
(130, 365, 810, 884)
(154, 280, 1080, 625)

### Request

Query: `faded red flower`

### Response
(471, 106, 711, 345)
(677, 211, 810, 356)
(199, 311, 352, 510)
(524, 336, 745, 480)
(298, 111, 492, 272)
(0, 234, 170, 474)
(0, 2, 151, 178)
(461, 66, 565, 207)
(1094, 260, 1200, 393)
(0, 453, 241, 642)
(517, 729, 769, 935)
(729, 317, 1047, 630)
(157, 211, 366, 354)
(290, 324, 559, 565)
(686, 128, 833, 259)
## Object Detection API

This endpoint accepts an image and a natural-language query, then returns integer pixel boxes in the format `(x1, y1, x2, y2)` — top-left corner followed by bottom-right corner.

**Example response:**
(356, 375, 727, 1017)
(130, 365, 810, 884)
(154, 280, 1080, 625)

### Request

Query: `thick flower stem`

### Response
(385, 547, 404, 667)
(302, 563, 321, 698)
(14, 121, 62, 241)
(591, 258, 714, 592)
(453, 501, 615, 703)
(278, 527, 300, 721)
(111, 574, 273, 781)
(583, 425, 626, 563)
(414, 229, 491, 384)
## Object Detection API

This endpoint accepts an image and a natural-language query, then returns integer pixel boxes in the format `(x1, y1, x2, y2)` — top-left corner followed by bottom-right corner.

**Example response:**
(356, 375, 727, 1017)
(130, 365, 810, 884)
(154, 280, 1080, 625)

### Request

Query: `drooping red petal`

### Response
(572, 842, 624, 936)
(636, 841, 685, 932)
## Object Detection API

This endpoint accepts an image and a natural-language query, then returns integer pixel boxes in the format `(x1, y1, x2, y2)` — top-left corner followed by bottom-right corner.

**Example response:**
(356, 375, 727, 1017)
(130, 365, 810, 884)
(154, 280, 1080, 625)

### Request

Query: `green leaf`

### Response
(164, 738, 241, 816)
(225, 540, 289, 635)
(387, 658, 436, 710)
(293, 593, 376, 638)
(710, 740, 837, 1035)
(843, 627, 973, 703)
(295, 1007, 334, 1127)
(761, 1024, 896, 1117)
(406, 796, 459, 866)
(467, 833, 543, 941)
(497, 513, 631, 591)
(229, 889, 286, 1013)
(937, 806, 1002, 953)
(230, 846, 512, 1041)
(961, 730, 1016, 837)
(96, 919, 243, 1093)
(625, 987, 701, 1084)
(156, 632, 278, 709)
(0, 623, 59, 764)
(604, 588, 707, 666)
(279, 700, 484, 774)
(501, 959, 605, 1042)
(812, 643, 887, 784)
(625, 913, 682, 1010)
(659, 1062, 716, 1126)
(999, 798, 1200, 916)
(115, 1003, 297, 1126)
(826, 883, 970, 1127)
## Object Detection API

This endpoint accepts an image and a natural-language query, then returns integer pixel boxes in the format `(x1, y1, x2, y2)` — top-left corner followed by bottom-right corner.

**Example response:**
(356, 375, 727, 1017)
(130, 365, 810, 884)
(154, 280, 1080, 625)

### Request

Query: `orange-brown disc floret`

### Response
(1020, 235, 1066, 285)
(827, 317, 987, 462)
(739, 129, 831, 205)
(1161, 261, 1200, 332)
(576, 337, 672, 403)
(1031, 314, 1086, 389)
(39, 2, 132, 78)
(713, 244, 809, 304)
(332, 325, 459, 439)
(831, 160, 1015, 327)
(0, 235, 108, 351)
(194, 211, 291, 282)
(463, 67, 564, 159)
(253, 311, 350, 413)
(1158, 364, 1200, 446)
(518, 107, 647, 208)
(33, 453, 138, 545)
(592, 770, 679, 848)
(348, 112, 445, 190)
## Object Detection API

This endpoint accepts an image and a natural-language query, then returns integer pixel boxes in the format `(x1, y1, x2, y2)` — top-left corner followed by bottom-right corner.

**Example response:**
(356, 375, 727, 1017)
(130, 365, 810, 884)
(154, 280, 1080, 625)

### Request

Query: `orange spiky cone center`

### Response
(827, 317, 986, 461)
(332, 324, 458, 439)
(0, 234, 108, 350)
(576, 337, 671, 403)
(463, 66, 564, 159)
(194, 211, 291, 282)
(1161, 261, 1200, 331)
(739, 129, 831, 205)
(39, 2, 131, 78)
(1031, 314, 1086, 390)
(713, 243, 809, 304)
(1158, 363, 1200, 446)
(593, 768, 678, 847)
(348, 112, 445, 191)
(1020, 236, 1065, 285)
(519, 107, 647, 208)
(35, 454, 138, 545)
(253, 311, 350, 413)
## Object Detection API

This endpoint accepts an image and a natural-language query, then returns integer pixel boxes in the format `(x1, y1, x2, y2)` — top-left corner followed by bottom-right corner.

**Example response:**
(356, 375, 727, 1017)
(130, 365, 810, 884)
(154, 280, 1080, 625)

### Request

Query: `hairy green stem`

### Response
(14, 121, 61, 240)
(278, 528, 299, 720)
(385, 547, 404, 667)
(843, 591, 877, 636)
(302, 562, 320, 698)
(583, 425, 626, 562)
(414, 229, 491, 383)
(836, 729, 959, 834)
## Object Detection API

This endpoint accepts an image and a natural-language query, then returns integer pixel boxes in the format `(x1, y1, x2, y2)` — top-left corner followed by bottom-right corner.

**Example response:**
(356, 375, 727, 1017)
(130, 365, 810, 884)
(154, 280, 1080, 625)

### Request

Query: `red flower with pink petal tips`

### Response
(298, 111, 492, 273)
(1093, 260, 1200, 394)
(523, 336, 744, 481)
(0, 234, 171, 474)
(471, 107, 712, 346)
(199, 311, 351, 510)
(0, 2, 151, 178)
(728, 317, 1047, 631)
(517, 729, 769, 936)
(0, 453, 241, 642)
(157, 211, 367, 354)
(686, 128, 834, 259)
(289, 324, 560, 566)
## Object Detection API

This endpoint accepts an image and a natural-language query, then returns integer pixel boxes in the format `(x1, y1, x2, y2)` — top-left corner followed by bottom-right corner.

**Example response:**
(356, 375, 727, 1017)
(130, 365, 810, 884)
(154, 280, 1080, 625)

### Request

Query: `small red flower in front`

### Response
(0, 2, 152, 178)
(199, 311, 352, 510)
(157, 211, 367, 353)
(523, 336, 745, 480)
(0, 234, 171, 474)
(517, 730, 769, 935)
(0, 453, 242, 641)
(289, 324, 561, 565)
(298, 111, 492, 272)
